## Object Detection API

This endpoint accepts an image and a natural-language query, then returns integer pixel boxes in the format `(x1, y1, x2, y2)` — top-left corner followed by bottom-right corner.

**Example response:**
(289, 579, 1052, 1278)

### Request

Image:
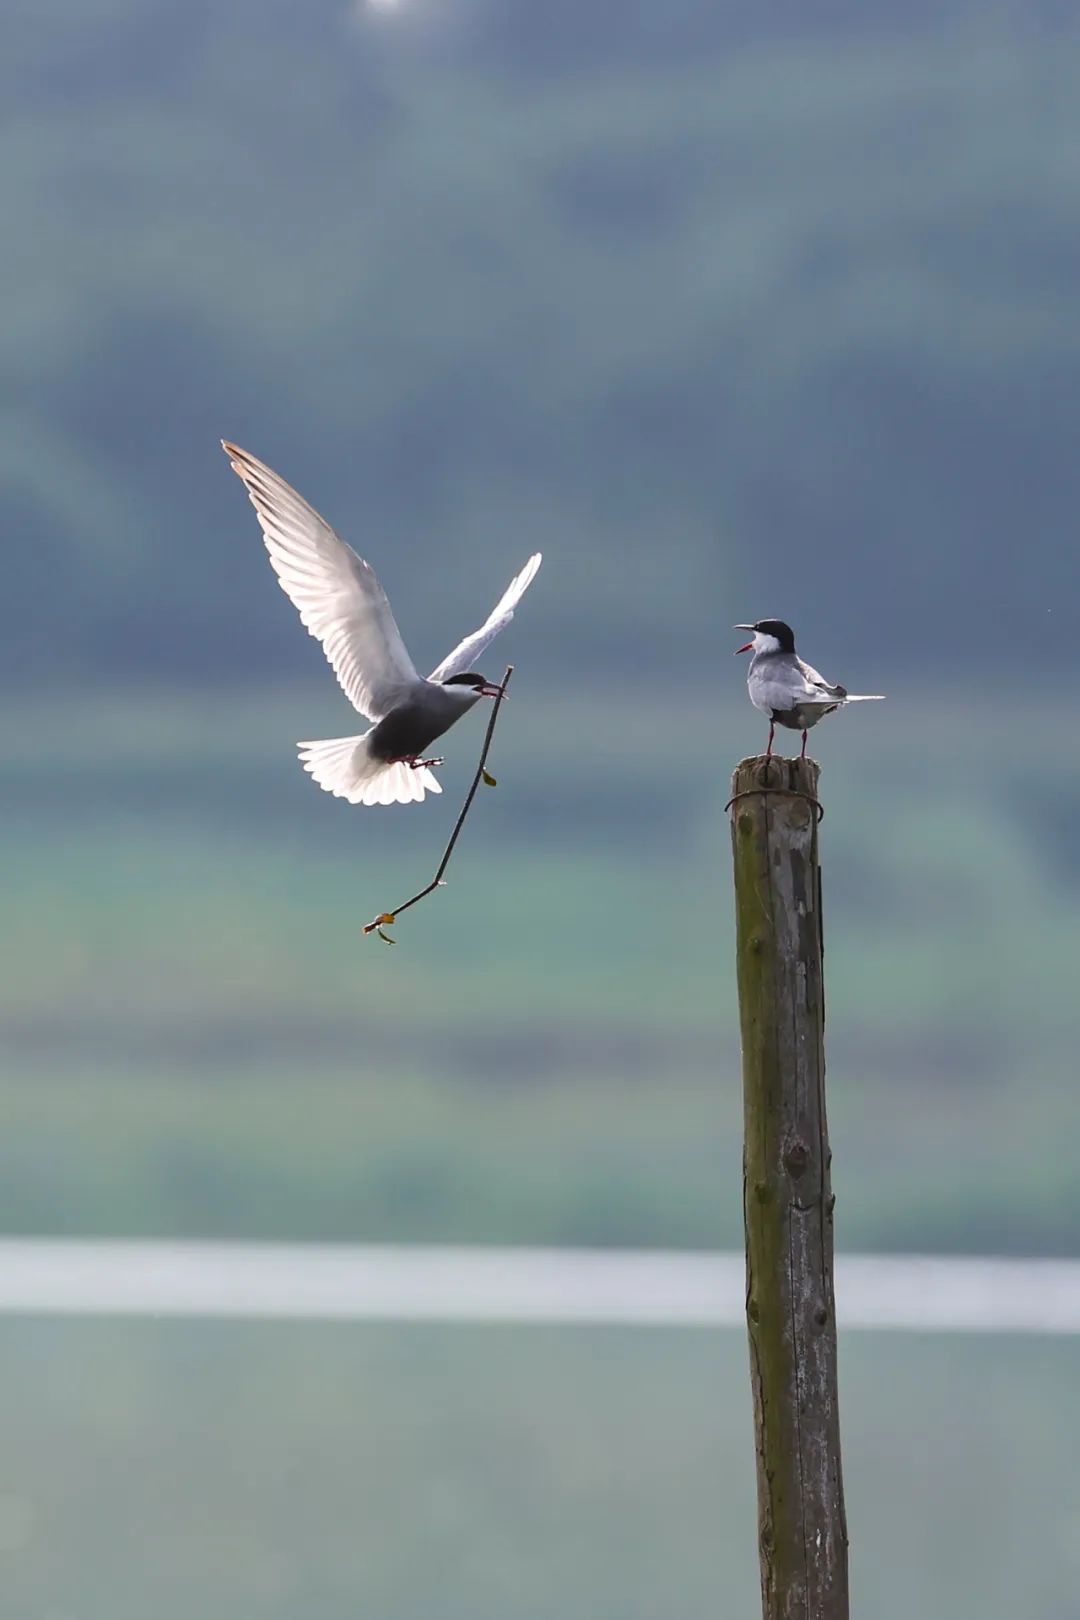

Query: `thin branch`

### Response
(362, 664, 514, 943)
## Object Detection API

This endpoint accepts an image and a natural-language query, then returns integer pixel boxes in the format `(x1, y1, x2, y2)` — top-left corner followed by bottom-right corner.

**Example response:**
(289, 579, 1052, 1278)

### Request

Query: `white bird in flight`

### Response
(223, 442, 542, 806)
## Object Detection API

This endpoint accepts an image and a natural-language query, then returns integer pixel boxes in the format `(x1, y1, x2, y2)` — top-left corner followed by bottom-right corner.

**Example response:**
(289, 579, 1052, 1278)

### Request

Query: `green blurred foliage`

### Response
(4, 685, 1078, 1252)
(6, 3, 1080, 682)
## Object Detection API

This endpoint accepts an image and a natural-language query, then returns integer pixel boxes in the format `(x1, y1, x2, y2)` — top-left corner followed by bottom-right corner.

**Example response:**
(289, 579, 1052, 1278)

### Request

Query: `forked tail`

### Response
(296, 733, 442, 806)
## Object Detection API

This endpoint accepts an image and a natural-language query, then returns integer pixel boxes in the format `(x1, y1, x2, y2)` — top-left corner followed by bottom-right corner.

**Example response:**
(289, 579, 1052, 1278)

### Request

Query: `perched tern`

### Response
(223, 442, 541, 805)
(733, 619, 884, 758)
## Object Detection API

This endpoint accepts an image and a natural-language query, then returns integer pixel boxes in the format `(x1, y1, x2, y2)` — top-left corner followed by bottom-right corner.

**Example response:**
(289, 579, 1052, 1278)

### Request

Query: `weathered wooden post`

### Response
(729, 754, 848, 1620)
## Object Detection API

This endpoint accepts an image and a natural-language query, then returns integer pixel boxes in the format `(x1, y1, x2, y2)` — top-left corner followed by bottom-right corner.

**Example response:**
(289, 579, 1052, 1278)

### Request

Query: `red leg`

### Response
(765, 720, 775, 759)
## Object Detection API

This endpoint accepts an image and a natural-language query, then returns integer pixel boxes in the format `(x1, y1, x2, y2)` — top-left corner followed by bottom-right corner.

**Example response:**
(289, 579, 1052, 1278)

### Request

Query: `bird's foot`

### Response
(408, 756, 444, 770)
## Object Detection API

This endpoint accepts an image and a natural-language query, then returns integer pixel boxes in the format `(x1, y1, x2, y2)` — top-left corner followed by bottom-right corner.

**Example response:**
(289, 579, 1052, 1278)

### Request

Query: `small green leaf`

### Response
(481, 769, 498, 787)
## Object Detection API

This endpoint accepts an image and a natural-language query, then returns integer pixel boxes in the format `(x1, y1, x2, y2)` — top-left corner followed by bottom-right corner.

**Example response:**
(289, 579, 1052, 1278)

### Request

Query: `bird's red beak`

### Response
(478, 682, 506, 699)
(734, 642, 753, 655)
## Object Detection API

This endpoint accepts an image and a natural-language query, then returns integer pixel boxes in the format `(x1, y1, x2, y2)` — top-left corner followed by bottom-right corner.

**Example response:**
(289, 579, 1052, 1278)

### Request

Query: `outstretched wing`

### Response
(223, 442, 419, 721)
(428, 552, 542, 683)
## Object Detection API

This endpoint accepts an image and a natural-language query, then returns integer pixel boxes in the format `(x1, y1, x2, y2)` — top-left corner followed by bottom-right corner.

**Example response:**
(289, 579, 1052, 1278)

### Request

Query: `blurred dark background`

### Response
(4, 3, 1080, 1617)
(10, 0, 1080, 689)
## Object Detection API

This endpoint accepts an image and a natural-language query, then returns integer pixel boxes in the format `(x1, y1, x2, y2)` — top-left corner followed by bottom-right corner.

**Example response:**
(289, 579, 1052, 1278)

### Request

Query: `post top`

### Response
(731, 754, 821, 793)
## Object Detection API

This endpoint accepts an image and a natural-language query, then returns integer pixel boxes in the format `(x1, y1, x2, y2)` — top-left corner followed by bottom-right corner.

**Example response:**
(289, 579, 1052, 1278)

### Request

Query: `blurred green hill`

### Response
(7, 2, 1080, 683)
(4, 683, 1078, 1253)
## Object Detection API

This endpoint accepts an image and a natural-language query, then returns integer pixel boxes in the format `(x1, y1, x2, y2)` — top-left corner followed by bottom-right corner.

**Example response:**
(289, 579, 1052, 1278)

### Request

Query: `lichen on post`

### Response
(729, 754, 848, 1620)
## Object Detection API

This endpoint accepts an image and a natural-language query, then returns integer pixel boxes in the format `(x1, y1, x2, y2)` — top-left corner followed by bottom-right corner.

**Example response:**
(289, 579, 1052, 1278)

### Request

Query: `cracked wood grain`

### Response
(730, 755, 848, 1620)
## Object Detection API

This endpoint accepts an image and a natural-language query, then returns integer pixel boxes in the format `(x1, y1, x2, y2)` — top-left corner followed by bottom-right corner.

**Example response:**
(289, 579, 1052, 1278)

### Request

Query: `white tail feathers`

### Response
(841, 694, 886, 702)
(296, 733, 442, 806)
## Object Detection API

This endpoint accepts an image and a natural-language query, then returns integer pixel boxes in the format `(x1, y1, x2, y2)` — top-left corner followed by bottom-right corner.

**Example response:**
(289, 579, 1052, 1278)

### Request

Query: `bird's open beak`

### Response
(733, 626, 754, 655)
(478, 682, 506, 699)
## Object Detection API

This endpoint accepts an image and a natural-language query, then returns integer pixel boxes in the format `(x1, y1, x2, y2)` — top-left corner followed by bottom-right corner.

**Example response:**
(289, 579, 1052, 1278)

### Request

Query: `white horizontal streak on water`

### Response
(0, 1242, 1076, 1334)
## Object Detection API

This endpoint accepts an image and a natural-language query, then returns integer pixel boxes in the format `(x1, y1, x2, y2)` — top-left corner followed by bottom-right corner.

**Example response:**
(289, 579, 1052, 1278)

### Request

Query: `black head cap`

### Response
(442, 672, 487, 689)
(753, 619, 796, 653)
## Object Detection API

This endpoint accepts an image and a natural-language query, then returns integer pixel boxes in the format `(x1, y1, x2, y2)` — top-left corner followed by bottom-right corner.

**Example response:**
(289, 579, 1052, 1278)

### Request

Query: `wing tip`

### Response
(221, 439, 250, 479)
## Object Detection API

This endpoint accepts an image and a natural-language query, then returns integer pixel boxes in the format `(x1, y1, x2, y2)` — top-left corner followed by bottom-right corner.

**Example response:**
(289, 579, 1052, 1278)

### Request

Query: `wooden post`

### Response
(729, 754, 848, 1620)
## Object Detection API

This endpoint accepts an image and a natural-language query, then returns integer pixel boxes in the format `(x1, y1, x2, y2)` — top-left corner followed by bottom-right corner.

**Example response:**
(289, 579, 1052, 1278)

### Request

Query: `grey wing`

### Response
(428, 552, 542, 683)
(796, 657, 847, 701)
(224, 442, 419, 721)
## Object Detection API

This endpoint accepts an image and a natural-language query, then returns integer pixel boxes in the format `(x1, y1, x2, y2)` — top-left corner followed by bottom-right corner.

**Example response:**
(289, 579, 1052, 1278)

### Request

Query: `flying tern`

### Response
(223, 442, 541, 805)
(733, 619, 884, 758)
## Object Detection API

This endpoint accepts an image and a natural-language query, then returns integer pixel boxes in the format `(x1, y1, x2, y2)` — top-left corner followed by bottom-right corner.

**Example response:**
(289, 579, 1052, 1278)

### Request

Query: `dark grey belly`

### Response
(369, 701, 454, 762)
(772, 704, 838, 731)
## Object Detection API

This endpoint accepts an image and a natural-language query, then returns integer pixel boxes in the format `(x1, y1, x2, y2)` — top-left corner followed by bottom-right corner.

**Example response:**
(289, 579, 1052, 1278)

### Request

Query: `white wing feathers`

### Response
(429, 552, 542, 683)
(799, 661, 884, 705)
(796, 660, 845, 701)
(223, 442, 419, 722)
